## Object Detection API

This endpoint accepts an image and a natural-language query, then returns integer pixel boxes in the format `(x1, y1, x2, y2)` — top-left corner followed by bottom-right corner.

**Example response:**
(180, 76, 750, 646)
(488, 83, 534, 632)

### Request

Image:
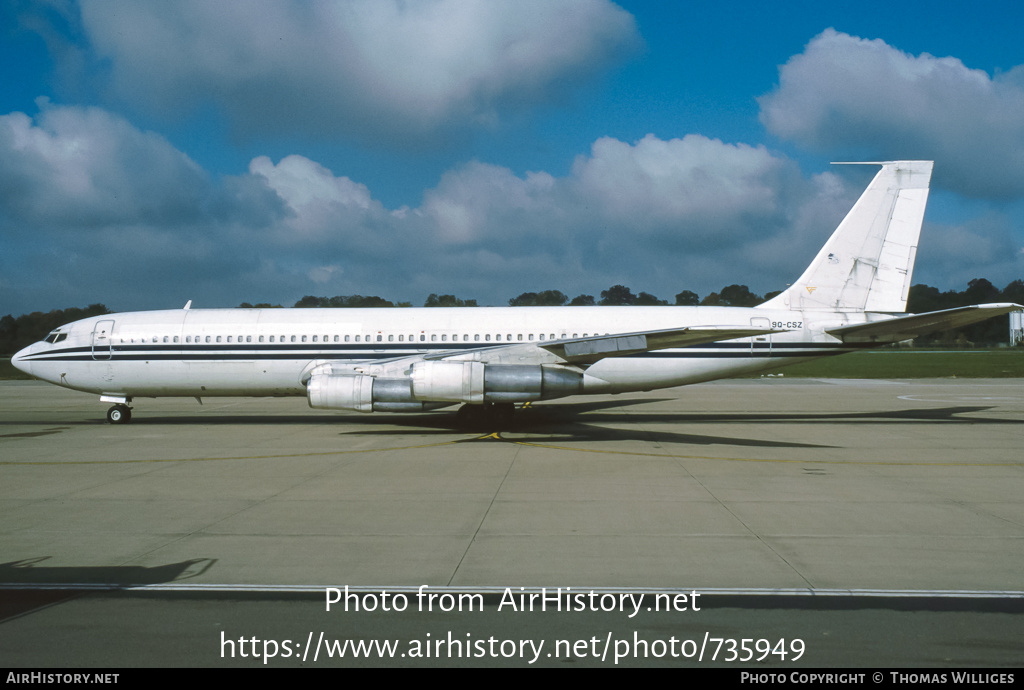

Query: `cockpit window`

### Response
(44, 331, 68, 344)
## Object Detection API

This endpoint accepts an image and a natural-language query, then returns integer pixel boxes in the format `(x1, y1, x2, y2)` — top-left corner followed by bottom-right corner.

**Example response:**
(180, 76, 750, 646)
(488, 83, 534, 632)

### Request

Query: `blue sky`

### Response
(2, 0, 1022, 314)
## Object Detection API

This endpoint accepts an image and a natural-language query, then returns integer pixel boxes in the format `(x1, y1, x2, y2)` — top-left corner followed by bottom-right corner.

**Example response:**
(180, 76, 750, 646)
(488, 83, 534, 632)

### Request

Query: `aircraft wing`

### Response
(826, 303, 1023, 343)
(392, 325, 780, 367)
(537, 326, 782, 365)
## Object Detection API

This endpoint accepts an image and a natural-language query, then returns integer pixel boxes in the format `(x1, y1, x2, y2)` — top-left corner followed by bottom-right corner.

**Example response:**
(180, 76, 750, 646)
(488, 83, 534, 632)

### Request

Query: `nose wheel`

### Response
(106, 404, 132, 424)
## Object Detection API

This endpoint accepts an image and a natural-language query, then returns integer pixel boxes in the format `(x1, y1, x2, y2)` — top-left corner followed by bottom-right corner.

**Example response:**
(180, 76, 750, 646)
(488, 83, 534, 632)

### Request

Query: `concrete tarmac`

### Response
(1, 378, 1021, 667)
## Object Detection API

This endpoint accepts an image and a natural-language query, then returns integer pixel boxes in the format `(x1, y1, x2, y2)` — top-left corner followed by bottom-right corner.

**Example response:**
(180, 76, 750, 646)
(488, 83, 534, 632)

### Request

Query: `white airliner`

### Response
(12, 161, 1021, 424)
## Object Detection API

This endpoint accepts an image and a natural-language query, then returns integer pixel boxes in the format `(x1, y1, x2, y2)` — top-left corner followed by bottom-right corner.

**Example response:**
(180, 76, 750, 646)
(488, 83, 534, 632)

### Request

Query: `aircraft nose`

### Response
(11, 344, 34, 377)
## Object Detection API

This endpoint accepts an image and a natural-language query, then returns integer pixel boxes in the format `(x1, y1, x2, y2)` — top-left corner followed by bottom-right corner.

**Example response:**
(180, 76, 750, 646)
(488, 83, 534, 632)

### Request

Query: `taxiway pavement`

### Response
(1, 378, 1021, 666)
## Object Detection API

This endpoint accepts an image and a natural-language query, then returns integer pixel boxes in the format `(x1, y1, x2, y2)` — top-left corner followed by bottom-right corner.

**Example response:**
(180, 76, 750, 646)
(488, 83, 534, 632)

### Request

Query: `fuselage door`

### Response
(91, 319, 115, 360)
(749, 317, 772, 357)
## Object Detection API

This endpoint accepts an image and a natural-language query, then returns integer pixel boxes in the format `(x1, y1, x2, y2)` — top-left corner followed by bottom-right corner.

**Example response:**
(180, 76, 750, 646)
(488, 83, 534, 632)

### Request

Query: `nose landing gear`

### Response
(106, 404, 132, 424)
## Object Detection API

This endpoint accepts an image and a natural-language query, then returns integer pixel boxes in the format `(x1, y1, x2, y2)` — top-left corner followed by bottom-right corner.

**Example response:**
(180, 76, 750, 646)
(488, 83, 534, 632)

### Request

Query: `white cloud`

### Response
(308, 265, 343, 285)
(74, 0, 640, 143)
(914, 214, 1024, 289)
(4, 101, 1016, 315)
(759, 29, 1024, 199)
(569, 134, 794, 245)
(0, 101, 210, 227)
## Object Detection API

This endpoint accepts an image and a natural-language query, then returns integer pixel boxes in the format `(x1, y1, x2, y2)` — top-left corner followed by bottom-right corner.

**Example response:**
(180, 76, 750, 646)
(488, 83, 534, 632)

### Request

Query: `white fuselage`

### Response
(12, 306, 865, 400)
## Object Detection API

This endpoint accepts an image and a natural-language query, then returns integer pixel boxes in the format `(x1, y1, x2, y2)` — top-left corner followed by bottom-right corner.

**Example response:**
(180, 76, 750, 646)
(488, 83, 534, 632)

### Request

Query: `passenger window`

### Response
(420, 335, 425, 342)
(227, 336, 233, 343)
(333, 335, 339, 342)
(186, 336, 191, 343)
(538, 334, 544, 341)
(474, 334, 480, 342)
(517, 334, 523, 341)
(463, 334, 469, 341)
(486, 334, 491, 341)
(259, 336, 264, 342)
(376, 335, 382, 342)
(431, 335, 437, 342)
(291, 335, 296, 343)
(441, 335, 447, 342)
(312, 335, 318, 342)
(302, 335, 307, 342)
(507, 334, 512, 341)
(355, 335, 360, 342)
(344, 335, 350, 342)
(398, 335, 403, 342)
(163, 336, 169, 343)
(216, 336, 222, 343)
(388, 335, 394, 342)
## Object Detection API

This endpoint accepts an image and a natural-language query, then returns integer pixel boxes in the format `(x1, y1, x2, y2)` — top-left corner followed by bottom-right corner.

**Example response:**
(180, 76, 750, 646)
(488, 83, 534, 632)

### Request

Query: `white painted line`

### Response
(1, 583, 1022, 598)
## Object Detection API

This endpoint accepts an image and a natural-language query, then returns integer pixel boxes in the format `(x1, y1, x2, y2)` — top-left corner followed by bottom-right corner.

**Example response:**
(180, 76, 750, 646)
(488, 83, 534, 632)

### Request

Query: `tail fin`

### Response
(760, 161, 933, 313)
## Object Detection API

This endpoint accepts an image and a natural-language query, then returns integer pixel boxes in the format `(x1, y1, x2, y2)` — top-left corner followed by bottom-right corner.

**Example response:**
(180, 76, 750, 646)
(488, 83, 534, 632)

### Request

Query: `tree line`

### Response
(275, 284, 774, 309)
(3, 279, 1022, 354)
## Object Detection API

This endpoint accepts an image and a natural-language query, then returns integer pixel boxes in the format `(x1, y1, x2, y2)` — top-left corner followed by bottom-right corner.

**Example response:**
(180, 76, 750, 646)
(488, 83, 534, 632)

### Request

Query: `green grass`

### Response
(3, 350, 1023, 382)
(767, 349, 1024, 378)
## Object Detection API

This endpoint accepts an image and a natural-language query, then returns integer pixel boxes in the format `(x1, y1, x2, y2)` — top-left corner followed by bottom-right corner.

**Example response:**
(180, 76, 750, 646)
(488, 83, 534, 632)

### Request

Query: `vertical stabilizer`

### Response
(760, 161, 933, 313)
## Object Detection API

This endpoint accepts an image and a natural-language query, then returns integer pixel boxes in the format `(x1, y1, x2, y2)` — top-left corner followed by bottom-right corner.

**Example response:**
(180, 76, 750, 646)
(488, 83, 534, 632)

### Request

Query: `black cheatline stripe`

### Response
(24, 348, 855, 364)
(22, 340, 865, 361)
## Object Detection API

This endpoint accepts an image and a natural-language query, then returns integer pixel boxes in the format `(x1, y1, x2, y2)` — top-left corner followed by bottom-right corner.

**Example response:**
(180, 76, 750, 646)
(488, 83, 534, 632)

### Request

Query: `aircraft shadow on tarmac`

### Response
(0, 557, 217, 621)
(0, 556, 214, 586)
(3, 398, 1019, 447)
(326, 399, 1021, 449)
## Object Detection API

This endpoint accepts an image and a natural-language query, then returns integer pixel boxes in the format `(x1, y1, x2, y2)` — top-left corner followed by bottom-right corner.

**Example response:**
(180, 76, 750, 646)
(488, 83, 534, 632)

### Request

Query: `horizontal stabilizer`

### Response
(541, 326, 782, 364)
(826, 303, 1023, 343)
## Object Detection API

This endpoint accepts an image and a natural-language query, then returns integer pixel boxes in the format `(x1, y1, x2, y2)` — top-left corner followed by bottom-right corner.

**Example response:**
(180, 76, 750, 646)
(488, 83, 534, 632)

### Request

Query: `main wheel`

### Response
(106, 404, 132, 424)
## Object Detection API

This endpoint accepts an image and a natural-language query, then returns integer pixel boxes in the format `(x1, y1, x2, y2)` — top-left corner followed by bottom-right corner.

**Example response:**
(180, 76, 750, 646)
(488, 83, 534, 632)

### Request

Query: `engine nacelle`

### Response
(411, 362, 582, 403)
(307, 372, 374, 412)
(307, 374, 446, 412)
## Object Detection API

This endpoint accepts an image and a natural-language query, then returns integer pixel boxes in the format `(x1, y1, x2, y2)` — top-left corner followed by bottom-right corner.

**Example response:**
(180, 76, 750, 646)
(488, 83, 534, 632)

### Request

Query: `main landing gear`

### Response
(455, 402, 516, 428)
(106, 404, 132, 424)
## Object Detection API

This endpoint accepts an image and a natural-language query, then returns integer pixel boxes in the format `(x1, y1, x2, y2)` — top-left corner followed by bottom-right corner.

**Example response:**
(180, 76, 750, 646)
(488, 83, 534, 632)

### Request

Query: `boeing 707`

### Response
(12, 161, 1021, 423)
